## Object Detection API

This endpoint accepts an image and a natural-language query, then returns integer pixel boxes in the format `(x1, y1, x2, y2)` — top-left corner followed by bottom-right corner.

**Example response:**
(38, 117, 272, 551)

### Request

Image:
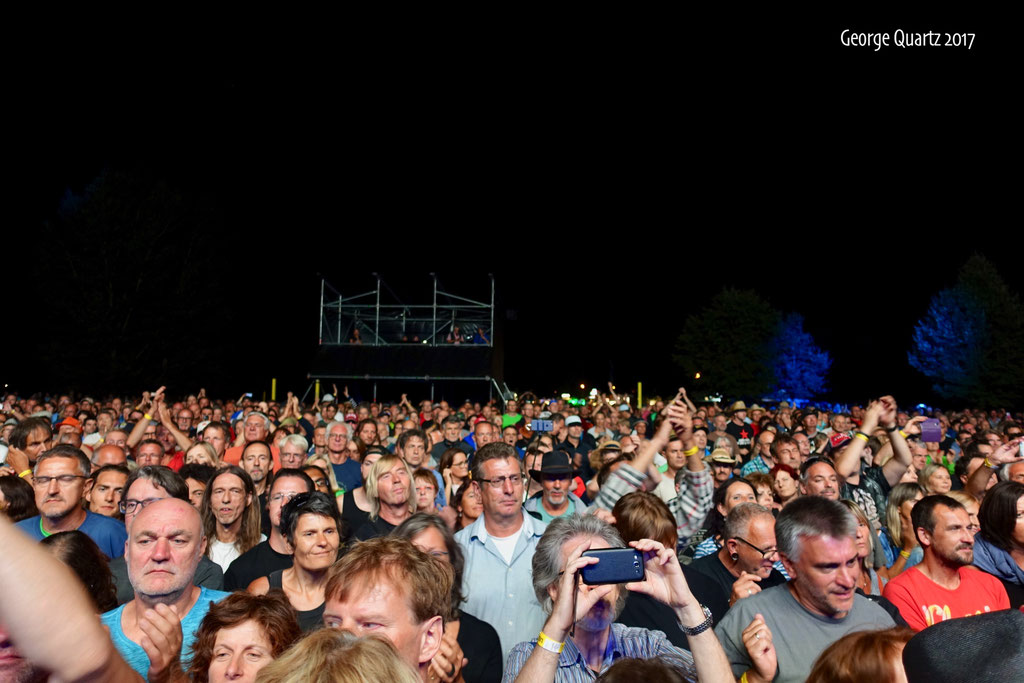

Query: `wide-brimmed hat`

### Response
(728, 401, 748, 414)
(709, 448, 738, 464)
(529, 450, 574, 481)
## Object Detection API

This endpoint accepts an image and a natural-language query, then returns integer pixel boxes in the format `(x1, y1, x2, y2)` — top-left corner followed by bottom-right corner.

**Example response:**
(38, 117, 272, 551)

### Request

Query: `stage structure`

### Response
(309, 274, 511, 402)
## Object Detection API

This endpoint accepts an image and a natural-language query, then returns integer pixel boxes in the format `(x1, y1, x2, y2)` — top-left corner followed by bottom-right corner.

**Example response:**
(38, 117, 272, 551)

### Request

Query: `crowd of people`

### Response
(1, 385, 1023, 682)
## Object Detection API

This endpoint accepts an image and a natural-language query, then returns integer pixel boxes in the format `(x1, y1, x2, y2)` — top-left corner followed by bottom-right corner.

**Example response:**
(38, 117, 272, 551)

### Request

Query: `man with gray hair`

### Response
(223, 411, 281, 470)
(15, 445, 127, 558)
(713, 496, 895, 683)
(101, 497, 229, 679)
(504, 514, 733, 682)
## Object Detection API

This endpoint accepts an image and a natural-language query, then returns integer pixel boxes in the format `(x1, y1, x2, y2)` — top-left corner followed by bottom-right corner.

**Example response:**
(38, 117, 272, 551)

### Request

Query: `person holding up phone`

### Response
(504, 514, 732, 682)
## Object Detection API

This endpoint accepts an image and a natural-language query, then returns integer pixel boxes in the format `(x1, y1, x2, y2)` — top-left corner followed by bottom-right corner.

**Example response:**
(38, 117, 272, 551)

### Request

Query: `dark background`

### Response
(6, 13, 1018, 408)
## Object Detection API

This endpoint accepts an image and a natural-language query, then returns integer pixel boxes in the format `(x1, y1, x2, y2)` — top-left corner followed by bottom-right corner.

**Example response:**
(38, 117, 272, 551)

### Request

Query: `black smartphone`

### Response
(580, 548, 645, 585)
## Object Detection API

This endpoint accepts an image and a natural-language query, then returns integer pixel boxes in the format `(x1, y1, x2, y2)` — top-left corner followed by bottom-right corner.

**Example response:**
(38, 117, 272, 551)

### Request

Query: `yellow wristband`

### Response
(983, 458, 994, 469)
(898, 429, 908, 439)
(18, 469, 32, 479)
(900, 550, 911, 559)
(144, 413, 153, 421)
(854, 432, 869, 443)
(536, 631, 564, 654)
(683, 446, 699, 456)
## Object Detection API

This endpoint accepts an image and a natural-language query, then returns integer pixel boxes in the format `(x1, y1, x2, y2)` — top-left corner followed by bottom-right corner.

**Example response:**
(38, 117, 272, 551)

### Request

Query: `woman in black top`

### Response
(248, 492, 343, 631)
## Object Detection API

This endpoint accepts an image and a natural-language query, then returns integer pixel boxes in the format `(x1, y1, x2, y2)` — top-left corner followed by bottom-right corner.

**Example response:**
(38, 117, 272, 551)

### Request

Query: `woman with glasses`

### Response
(690, 502, 787, 620)
(393, 513, 503, 682)
(248, 492, 343, 631)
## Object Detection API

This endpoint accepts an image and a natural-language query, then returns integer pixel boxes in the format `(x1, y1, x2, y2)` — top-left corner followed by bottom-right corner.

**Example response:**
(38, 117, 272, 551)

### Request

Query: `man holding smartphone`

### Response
(504, 515, 732, 682)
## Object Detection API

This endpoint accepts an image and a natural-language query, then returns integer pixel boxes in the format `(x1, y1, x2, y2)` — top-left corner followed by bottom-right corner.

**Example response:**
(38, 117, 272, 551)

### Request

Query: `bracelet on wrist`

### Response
(854, 431, 869, 442)
(900, 549, 911, 559)
(18, 469, 32, 479)
(983, 458, 994, 469)
(536, 631, 564, 654)
(682, 446, 699, 456)
(144, 413, 153, 421)
(884, 424, 898, 433)
(898, 429, 909, 439)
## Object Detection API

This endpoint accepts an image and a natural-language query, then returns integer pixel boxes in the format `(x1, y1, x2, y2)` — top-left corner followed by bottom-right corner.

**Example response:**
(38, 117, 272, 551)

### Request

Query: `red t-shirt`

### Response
(223, 444, 282, 472)
(883, 565, 1010, 630)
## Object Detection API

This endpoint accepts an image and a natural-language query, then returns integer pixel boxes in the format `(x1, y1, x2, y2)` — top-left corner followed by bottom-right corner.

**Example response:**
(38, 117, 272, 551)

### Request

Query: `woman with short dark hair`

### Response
(248, 492, 343, 630)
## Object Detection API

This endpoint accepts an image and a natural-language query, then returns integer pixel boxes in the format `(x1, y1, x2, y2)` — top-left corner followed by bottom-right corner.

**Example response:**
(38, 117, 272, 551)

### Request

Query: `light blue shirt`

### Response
(456, 512, 548, 661)
(101, 586, 230, 680)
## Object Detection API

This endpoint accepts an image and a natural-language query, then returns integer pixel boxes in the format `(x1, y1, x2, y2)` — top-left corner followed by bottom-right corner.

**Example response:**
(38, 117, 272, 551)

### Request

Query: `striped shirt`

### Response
(593, 464, 714, 544)
(503, 623, 696, 682)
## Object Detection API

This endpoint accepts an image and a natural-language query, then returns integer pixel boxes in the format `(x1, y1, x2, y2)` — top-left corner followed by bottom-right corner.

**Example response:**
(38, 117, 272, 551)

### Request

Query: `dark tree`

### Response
(673, 288, 779, 399)
(770, 313, 831, 400)
(909, 254, 1024, 407)
(908, 287, 987, 401)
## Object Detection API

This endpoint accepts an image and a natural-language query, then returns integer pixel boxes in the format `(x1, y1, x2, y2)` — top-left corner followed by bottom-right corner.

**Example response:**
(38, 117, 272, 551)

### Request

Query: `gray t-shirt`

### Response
(714, 583, 895, 683)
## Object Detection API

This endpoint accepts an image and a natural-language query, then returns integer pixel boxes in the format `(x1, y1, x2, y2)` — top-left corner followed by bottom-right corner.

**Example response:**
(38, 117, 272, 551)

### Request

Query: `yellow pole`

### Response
(271, 378, 277, 401)
(314, 379, 321, 403)
(637, 382, 642, 408)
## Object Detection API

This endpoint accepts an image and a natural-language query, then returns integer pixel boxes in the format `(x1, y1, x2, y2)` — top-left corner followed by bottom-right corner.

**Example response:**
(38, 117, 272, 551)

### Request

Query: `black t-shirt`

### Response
(354, 516, 396, 541)
(725, 421, 755, 451)
(341, 490, 371, 543)
(690, 552, 787, 622)
(616, 561, 730, 650)
(457, 610, 503, 683)
(223, 540, 293, 591)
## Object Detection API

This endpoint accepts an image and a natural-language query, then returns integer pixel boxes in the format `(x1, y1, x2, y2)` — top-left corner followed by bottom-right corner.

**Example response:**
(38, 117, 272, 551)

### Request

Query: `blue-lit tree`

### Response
(909, 255, 1024, 406)
(770, 313, 831, 399)
(907, 287, 987, 401)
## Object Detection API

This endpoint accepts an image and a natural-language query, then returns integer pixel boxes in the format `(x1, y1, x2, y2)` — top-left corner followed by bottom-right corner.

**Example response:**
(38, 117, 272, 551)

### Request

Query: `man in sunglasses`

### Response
(15, 445, 127, 559)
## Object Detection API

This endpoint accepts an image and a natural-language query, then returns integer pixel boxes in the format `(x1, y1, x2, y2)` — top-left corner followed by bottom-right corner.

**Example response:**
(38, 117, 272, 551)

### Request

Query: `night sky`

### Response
(8, 18, 1017, 408)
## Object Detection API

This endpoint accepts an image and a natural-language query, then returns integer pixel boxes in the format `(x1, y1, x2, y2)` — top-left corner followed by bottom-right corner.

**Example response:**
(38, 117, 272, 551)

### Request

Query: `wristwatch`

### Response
(680, 604, 713, 636)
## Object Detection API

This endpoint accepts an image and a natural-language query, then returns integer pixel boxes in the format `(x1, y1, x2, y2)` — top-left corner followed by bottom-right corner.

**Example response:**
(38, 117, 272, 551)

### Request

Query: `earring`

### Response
(731, 553, 739, 562)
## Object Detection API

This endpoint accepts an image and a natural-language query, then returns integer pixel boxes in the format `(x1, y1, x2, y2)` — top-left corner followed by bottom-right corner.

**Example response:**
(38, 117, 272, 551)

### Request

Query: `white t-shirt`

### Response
(209, 535, 266, 572)
(488, 527, 524, 565)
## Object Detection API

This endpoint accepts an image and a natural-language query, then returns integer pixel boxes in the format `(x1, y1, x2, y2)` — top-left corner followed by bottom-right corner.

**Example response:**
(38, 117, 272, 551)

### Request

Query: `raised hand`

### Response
(543, 539, 613, 641)
(139, 603, 183, 683)
(741, 614, 777, 683)
(624, 539, 695, 611)
(730, 571, 763, 606)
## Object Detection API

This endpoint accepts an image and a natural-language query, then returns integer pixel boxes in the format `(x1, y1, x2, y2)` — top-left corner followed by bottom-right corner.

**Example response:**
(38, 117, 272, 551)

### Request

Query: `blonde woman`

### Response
(185, 441, 220, 467)
(255, 628, 418, 683)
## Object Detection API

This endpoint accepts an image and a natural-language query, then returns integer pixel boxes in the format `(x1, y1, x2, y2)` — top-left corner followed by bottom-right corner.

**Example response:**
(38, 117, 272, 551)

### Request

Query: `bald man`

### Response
(101, 498, 229, 680)
(92, 444, 128, 471)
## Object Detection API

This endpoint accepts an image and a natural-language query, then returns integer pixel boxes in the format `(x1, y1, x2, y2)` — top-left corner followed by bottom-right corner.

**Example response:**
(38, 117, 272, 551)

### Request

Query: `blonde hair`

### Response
(185, 441, 220, 467)
(255, 629, 418, 683)
(365, 455, 416, 521)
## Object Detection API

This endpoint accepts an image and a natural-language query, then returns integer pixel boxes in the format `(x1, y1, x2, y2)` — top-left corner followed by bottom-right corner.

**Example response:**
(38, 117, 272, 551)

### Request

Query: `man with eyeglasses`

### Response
(15, 445, 127, 559)
(108, 466, 225, 604)
(223, 468, 314, 591)
(690, 503, 787, 624)
(456, 442, 548, 659)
